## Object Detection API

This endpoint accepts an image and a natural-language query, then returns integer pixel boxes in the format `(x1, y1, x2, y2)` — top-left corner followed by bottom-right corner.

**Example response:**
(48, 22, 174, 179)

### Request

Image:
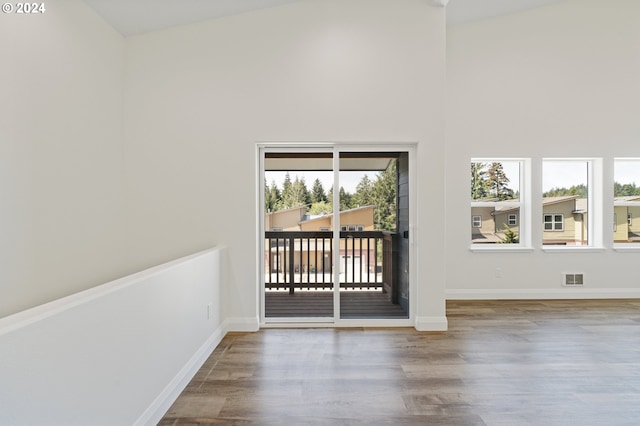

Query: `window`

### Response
(320, 227, 331, 231)
(340, 225, 347, 232)
(613, 158, 640, 245)
(471, 159, 528, 247)
(271, 227, 283, 232)
(542, 159, 599, 247)
(543, 214, 564, 231)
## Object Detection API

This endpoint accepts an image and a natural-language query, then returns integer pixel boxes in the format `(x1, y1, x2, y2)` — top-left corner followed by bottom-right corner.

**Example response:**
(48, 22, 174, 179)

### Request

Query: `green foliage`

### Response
(543, 184, 587, 198)
(310, 178, 327, 203)
(264, 180, 281, 212)
(351, 174, 373, 208)
(614, 181, 640, 197)
(309, 201, 332, 215)
(499, 224, 519, 244)
(487, 162, 515, 200)
(471, 162, 515, 201)
(266, 160, 398, 232)
(471, 162, 489, 200)
(281, 174, 310, 208)
(372, 161, 397, 231)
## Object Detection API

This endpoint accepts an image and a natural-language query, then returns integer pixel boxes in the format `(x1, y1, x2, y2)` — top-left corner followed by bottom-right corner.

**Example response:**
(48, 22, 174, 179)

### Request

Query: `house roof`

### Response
(299, 205, 375, 225)
(615, 196, 640, 202)
(542, 195, 579, 206)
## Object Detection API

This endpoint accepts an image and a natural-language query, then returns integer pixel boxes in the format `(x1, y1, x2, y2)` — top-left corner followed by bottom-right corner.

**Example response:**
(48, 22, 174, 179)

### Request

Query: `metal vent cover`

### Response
(563, 273, 584, 286)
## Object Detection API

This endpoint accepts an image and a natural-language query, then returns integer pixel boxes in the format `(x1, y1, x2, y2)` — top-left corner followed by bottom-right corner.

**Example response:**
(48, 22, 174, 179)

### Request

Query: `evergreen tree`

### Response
(310, 178, 327, 203)
(283, 176, 310, 208)
(372, 161, 397, 231)
(352, 174, 374, 207)
(487, 162, 514, 200)
(339, 187, 353, 211)
(471, 162, 490, 200)
(544, 184, 587, 198)
(265, 180, 281, 212)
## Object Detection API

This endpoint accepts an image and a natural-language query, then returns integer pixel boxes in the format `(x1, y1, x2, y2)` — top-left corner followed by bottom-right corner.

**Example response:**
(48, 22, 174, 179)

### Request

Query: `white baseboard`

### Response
(136, 322, 227, 426)
(446, 288, 640, 300)
(415, 316, 448, 331)
(225, 316, 260, 332)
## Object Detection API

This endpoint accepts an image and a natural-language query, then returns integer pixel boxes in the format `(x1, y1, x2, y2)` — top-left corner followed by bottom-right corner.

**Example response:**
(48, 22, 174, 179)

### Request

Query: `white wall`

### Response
(0, 247, 224, 425)
(446, 0, 640, 297)
(0, 0, 129, 316)
(123, 0, 448, 329)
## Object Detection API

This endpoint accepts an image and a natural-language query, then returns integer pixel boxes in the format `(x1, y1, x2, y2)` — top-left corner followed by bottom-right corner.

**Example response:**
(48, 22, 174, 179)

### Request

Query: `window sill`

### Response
(469, 246, 534, 253)
(541, 246, 605, 253)
(613, 245, 640, 253)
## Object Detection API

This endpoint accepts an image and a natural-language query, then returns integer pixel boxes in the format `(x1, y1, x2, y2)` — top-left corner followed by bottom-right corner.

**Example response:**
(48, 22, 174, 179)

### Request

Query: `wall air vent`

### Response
(562, 273, 584, 286)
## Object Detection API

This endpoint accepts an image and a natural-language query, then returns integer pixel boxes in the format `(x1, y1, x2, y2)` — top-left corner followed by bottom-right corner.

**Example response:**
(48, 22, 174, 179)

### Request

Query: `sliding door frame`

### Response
(257, 142, 416, 328)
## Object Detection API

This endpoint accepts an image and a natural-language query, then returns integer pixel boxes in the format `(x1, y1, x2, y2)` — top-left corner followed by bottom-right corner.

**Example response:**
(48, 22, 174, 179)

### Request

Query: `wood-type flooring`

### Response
(160, 299, 640, 425)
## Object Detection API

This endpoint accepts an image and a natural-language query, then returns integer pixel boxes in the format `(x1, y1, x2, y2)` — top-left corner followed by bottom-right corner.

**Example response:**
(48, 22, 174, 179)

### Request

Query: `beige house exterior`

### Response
(614, 196, 640, 243)
(472, 196, 590, 245)
(265, 206, 378, 276)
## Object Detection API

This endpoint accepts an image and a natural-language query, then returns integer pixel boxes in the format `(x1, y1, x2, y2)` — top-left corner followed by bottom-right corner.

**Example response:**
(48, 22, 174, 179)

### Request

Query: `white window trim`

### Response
(613, 158, 640, 250)
(470, 158, 531, 252)
(541, 158, 603, 252)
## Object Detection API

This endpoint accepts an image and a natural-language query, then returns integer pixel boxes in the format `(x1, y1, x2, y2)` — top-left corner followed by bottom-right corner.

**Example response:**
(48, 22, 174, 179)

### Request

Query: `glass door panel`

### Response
(263, 151, 335, 319)
(338, 152, 409, 319)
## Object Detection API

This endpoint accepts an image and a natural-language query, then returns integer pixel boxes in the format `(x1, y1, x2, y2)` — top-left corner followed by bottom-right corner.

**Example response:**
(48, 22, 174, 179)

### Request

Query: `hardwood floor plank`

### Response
(161, 300, 640, 425)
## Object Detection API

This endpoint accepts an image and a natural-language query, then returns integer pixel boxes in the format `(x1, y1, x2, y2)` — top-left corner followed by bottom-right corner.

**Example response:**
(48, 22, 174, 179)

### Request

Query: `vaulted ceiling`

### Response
(82, 0, 567, 36)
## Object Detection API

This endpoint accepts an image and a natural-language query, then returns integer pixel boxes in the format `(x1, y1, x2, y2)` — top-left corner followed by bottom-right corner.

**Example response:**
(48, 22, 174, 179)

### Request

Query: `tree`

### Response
(499, 224, 519, 244)
(471, 162, 490, 200)
(309, 201, 332, 215)
(372, 161, 397, 231)
(352, 174, 374, 207)
(310, 178, 327, 203)
(338, 187, 353, 211)
(265, 180, 281, 212)
(544, 184, 587, 198)
(487, 162, 514, 200)
(283, 176, 310, 208)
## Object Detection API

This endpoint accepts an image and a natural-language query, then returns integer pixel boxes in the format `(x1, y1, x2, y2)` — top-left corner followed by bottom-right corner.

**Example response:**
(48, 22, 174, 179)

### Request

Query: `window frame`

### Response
(613, 158, 640, 251)
(472, 215, 482, 228)
(470, 158, 531, 252)
(542, 158, 603, 251)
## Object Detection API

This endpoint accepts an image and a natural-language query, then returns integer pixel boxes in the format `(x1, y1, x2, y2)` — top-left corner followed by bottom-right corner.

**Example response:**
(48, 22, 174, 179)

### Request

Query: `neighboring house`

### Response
(266, 206, 378, 276)
(614, 196, 640, 242)
(542, 196, 587, 245)
(265, 206, 307, 232)
(472, 196, 589, 245)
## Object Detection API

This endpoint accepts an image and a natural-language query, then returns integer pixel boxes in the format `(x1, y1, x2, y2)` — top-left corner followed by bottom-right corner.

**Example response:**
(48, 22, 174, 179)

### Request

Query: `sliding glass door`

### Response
(260, 146, 411, 324)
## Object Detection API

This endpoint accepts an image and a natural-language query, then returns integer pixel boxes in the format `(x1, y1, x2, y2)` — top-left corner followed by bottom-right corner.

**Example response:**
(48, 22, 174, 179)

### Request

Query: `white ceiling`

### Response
(82, 0, 566, 37)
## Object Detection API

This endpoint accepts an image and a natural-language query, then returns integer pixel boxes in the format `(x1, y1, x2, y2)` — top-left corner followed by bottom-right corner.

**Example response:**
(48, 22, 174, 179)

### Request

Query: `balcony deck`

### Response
(265, 290, 408, 319)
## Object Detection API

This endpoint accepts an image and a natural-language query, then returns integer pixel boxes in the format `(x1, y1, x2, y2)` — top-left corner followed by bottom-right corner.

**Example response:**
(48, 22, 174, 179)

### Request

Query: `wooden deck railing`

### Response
(265, 231, 397, 294)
